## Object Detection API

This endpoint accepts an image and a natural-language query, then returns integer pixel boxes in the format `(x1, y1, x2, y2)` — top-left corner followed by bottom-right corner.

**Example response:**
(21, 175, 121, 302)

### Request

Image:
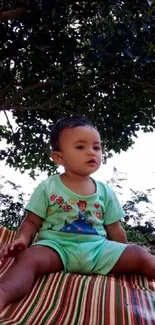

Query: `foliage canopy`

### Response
(0, 0, 155, 175)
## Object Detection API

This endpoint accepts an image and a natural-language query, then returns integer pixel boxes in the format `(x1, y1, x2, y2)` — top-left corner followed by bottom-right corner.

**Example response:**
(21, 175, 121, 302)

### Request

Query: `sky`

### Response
(94, 131, 155, 222)
(95, 130, 155, 194)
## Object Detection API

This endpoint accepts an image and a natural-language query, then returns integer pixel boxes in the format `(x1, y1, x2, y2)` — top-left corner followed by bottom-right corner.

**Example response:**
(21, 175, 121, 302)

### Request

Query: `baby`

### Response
(0, 116, 155, 311)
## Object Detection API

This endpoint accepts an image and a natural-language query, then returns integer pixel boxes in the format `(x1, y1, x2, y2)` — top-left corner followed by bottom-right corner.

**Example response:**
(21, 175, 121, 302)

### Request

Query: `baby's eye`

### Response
(94, 146, 101, 151)
(76, 145, 85, 150)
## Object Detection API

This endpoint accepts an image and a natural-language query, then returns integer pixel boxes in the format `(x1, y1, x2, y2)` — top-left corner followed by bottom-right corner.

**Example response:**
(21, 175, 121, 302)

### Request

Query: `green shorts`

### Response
(33, 231, 128, 275)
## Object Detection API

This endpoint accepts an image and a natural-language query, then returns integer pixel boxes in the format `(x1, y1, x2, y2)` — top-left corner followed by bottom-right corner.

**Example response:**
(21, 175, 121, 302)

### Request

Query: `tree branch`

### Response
(2, 82, 52, 108)
(1, 80, 83, 109)
(1, 76, 154, 113)
(0, 7, 27, 21)
(0, 100, 57, 111)
(3, 111, 14, 133)
(128, 78, 155, 91)
(0, 100, 75, 113)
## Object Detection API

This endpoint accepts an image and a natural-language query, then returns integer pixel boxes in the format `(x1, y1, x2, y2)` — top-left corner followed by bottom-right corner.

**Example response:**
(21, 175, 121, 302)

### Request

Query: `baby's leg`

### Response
(110, 244, 155, 277)
(0, 245, 63, 311)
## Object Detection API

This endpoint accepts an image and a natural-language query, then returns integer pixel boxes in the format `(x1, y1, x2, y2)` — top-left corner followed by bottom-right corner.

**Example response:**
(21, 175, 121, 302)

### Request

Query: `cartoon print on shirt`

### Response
(77, 200, 87, 213)
(69, 198, 76, 204)
(49, 194, 72, 212)
(77, 200, 97, 223)
(84, 211, 101, 225)
(56, 196, 72, 212)
(94, 203, 100, 209)
(50, 194, 57, 202)
(60, 211, 98, 234)
(47, 195, 102, 234)
(47, 224, 54, 230)
(96, 212, 102, 219)
(48, 194, 58, 215)
(93, 203, 102, 219)
(47, 207, 53, 215)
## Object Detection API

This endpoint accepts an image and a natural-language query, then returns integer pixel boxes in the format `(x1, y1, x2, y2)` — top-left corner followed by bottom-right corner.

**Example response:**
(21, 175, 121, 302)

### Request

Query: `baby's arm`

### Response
(104, 221, 128, 244)
(16, 212, 42, 245)
(0, 212, 42, 263)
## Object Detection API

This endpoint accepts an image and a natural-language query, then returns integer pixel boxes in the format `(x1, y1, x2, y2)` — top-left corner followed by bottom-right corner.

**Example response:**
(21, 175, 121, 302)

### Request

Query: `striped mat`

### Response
(0, 227, 155, 325)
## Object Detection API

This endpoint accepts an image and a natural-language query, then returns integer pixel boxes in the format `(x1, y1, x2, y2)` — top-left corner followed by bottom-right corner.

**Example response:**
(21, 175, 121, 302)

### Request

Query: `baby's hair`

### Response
(50, 116, 95, 151)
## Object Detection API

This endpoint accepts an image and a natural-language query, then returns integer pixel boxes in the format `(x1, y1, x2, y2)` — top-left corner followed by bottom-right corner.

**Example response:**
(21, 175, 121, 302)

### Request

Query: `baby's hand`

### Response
(0, 239, 27, 265)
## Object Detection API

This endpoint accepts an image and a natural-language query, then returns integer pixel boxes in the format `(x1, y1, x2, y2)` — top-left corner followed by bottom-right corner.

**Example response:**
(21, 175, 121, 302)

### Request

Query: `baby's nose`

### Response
(87, 149, 95, 155)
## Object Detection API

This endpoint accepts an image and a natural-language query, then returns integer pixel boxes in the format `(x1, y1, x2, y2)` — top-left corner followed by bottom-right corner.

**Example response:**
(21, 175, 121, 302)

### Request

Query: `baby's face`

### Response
(58, 126, 102, 176)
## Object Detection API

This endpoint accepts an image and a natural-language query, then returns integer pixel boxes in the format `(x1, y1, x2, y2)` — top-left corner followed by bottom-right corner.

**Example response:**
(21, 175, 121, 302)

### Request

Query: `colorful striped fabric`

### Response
(0, 227, 155, 325)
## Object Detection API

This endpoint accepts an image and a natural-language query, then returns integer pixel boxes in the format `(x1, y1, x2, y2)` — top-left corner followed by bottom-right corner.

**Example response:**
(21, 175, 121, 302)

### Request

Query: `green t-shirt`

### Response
(25, 175, 125, 238)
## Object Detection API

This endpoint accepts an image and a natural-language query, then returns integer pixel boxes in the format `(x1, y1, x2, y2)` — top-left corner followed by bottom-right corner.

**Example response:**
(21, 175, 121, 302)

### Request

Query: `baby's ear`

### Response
(51, 151, 64, 165)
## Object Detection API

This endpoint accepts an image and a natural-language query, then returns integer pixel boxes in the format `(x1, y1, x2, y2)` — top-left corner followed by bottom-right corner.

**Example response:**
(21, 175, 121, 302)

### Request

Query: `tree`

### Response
(107, 167, 127, 195)
(0, 1, 155, 176)
(123, 188, 155, 227)
(108, 167, 155, 234)
(122, 189, 155, 246)
(0, 176, 26, 229)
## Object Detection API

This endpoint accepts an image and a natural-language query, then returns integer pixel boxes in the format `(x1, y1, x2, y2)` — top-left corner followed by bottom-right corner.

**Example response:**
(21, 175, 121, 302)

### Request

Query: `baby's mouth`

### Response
(87, 159, 96, 164)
